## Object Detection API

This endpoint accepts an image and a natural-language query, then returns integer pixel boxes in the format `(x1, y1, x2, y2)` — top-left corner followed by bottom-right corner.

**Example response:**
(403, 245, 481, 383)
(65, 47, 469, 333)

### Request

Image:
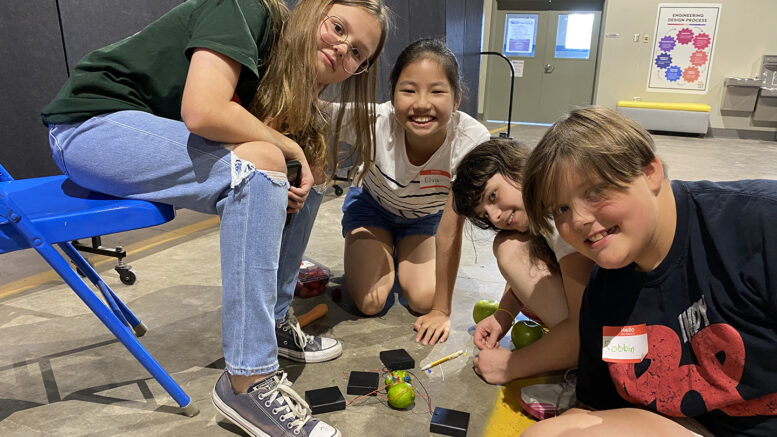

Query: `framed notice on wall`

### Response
(503, 14, 538, 57)
(647, 3, 721, 93)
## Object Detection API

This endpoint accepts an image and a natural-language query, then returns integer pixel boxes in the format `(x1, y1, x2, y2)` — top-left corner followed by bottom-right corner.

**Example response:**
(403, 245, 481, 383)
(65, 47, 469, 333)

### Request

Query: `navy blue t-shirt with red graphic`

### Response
(576, 179, 777, 437)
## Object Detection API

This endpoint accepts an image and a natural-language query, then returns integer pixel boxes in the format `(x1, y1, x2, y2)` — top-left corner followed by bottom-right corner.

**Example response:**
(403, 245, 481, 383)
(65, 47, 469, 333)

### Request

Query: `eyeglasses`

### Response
(319, 15, 369, 75)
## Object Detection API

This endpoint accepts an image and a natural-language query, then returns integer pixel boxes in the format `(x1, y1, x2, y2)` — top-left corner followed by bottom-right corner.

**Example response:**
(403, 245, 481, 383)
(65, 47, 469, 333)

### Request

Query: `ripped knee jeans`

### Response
(48, 110, 319, 375)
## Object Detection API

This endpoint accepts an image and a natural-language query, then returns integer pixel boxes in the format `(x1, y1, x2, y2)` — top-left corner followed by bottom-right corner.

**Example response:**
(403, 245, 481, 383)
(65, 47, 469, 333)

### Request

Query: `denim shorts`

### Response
(341, 186, 442, 245)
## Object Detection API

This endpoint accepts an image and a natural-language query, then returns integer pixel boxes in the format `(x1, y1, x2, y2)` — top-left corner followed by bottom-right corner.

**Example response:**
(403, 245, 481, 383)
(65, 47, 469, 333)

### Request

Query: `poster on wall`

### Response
(503, 14, 538, 57)
(647, 3, 721, 93)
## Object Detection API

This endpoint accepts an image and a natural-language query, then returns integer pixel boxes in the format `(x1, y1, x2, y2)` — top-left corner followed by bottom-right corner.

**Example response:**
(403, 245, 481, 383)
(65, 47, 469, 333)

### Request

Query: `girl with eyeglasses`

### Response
(42, 1, 389, 436)
(333, 39, 490, 345)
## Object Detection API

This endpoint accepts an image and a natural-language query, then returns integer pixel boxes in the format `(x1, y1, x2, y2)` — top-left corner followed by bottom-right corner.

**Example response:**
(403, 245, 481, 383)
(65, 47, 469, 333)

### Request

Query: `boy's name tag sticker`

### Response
(602, 324, 648, 363)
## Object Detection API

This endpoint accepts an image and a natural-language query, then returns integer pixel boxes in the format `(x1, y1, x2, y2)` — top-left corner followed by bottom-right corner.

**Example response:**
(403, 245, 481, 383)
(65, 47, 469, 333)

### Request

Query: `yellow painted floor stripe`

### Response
(0, 216, 220, 300)
(482, 373, 565, 436)
(489, 125, 508, 135)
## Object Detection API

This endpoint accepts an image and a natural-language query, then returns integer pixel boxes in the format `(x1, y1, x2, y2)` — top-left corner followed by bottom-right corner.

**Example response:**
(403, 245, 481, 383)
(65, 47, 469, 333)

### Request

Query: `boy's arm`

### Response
(413, 194, 464, 345)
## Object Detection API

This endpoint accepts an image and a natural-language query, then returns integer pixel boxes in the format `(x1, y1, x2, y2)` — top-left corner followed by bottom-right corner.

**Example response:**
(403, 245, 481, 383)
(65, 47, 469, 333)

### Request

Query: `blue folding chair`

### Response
(0, 162, 198, 416)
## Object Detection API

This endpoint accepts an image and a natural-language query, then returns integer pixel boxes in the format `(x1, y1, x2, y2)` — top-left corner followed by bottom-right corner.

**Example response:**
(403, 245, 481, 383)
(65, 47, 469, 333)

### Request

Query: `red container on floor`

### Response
(295, 257, 330, 298)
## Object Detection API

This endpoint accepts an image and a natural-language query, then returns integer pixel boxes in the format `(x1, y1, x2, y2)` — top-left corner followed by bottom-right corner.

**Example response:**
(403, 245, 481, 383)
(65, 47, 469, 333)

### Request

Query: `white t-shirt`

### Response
(335, 101, 490, 218)
(543, 222, 576, 261)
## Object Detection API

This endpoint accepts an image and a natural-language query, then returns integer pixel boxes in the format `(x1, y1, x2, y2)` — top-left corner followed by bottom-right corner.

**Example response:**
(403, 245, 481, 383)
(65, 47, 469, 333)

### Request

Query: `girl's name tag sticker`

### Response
(602, 324, 648, 363)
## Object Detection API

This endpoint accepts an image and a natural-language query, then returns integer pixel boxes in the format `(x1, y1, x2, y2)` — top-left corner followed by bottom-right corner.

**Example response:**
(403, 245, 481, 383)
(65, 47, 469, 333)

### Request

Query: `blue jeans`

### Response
(48, 110, 323, 375)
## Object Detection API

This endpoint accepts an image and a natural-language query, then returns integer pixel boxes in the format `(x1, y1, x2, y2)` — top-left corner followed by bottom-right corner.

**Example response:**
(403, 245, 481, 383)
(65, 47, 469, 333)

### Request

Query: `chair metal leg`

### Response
(36, 242, 196, 415)
(59, 242, 145, 336)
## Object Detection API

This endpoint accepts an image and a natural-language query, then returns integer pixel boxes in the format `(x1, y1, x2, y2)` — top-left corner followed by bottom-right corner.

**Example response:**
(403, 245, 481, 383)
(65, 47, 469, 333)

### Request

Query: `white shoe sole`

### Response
(278, 342, 343, 363)
(212, 387, 342, 437)
(212, 387, 271, 437)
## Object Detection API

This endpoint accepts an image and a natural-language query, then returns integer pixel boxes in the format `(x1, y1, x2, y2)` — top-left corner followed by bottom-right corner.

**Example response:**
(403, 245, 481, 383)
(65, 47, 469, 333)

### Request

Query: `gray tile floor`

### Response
(2, 125, 776, 436)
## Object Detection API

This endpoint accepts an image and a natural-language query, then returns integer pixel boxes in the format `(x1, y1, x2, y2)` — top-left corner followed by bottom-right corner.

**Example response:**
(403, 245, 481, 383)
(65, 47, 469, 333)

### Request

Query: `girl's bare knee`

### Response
(522, 417, 566, 437)
(232, 141, 286, 173)
(520, 423, 545, 437)
(355, 299, 383, 316)
(352, 290, 389, 316)
(403, 287, 434, 314)
(408, 300, 433, 315)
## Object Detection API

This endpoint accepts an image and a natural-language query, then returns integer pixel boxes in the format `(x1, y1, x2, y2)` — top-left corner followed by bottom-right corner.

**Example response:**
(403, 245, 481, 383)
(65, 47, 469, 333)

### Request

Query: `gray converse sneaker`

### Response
(276, 307, 342, 363)
(212, 371, 340, 437)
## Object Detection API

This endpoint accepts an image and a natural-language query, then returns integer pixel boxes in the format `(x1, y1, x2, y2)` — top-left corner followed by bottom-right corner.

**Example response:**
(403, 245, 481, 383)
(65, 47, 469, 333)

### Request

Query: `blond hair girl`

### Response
(253, 0, 388, 179)
(42, 1, 389, 435)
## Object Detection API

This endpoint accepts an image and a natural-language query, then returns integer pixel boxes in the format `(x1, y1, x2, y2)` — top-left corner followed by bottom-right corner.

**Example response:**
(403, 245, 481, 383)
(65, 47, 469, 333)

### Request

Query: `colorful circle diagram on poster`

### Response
(647, 5, 721, 92)
(652, 28, 710, 87)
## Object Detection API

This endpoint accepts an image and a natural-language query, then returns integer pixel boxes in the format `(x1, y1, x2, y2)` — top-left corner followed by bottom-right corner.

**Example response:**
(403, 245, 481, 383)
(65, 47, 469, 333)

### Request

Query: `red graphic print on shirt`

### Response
(607, 324, 777, 417)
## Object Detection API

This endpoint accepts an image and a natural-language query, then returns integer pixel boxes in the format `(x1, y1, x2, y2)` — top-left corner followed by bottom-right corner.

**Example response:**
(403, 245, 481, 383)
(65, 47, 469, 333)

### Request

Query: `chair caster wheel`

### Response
(333, 184, 343, 196)
(116, 266, 137, 285)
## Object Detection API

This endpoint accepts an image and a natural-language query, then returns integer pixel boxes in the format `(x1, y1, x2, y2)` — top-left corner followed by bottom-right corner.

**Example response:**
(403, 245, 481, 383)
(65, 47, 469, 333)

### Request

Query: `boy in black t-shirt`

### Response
(519, 106, 777, 437)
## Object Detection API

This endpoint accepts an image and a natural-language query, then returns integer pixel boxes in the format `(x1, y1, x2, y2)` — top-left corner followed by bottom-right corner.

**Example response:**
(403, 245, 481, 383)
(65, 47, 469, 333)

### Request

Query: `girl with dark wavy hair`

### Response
(451, 138, 593, 391)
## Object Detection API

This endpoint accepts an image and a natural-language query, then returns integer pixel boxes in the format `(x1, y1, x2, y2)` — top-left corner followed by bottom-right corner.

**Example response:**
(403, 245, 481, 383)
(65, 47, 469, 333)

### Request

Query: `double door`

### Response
(484, 9, 601, 124)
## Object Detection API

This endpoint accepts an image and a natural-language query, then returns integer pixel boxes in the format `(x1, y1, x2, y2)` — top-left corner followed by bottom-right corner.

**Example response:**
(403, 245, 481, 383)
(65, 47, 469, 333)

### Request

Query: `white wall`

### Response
(595, 0, 777, 132)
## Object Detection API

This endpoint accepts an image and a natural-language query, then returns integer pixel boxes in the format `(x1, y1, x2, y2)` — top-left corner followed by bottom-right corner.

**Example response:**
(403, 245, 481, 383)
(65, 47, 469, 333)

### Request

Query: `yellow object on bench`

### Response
(616, 101, 711, 134)
(616, 101, 711, 112)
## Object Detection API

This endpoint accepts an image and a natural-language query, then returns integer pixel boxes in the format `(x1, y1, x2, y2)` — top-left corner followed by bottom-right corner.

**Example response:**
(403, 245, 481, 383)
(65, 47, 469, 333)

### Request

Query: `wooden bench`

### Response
(616, 101, 711, 135)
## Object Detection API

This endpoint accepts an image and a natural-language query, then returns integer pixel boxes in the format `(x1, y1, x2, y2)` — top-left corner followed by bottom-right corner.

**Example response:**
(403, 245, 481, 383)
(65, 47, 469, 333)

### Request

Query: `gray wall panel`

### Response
(446, 0, 466, 57)
(445, 0, 468, 112)
(1, 0, 484, 180)
(409, 0, 446, 40)
(379, 0, 411, 101)
(462, 0, 484, 117)
(58, 0, 184, 70)
(0, 0, 68, 178)
(497, 0, 603, 11)
(379, 0, 484, 116)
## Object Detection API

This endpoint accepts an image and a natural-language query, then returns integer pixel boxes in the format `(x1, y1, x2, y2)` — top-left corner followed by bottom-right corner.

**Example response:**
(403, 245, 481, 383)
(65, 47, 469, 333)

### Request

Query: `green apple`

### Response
(511, 320, 545, 349)
(473, 299, 500, 323)
(387, 381, 415, 409)
(385, 370, 409, 386)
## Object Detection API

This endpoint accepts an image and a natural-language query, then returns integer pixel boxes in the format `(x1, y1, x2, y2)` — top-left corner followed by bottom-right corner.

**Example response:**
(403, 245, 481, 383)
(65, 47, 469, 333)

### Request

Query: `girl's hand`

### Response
(473, 314, 507, 350)
(473, 346, 514, 385)
(288, 164, 326, 212)
(280, 137, 312, 213)
(413, 309, 451, 345)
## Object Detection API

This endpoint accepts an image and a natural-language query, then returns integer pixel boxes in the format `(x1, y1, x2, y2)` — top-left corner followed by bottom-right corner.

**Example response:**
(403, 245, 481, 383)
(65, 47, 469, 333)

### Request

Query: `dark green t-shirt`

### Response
(41, 0, 274, 125)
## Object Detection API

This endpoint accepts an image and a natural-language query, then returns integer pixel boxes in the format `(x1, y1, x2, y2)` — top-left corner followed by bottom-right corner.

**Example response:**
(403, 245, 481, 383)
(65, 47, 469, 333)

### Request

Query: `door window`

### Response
(554, 13, 595, 59)
(502, 14, 538, 57)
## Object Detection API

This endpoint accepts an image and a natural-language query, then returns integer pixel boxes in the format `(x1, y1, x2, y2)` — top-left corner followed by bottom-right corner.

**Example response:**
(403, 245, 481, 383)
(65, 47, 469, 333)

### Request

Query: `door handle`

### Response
(544, 64, 555, 73)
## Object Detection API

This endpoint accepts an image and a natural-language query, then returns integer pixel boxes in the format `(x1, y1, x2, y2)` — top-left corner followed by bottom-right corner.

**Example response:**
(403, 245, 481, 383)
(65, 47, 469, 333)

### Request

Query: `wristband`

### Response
(495, 307, 516, 323)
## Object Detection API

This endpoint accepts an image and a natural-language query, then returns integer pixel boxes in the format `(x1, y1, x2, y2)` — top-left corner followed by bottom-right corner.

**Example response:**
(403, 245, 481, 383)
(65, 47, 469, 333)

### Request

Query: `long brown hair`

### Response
(452, 138, 560, 275)
(251, 0, 390, 178)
